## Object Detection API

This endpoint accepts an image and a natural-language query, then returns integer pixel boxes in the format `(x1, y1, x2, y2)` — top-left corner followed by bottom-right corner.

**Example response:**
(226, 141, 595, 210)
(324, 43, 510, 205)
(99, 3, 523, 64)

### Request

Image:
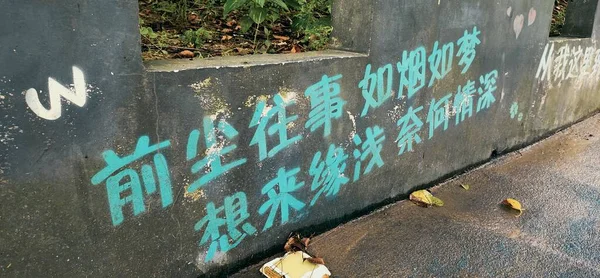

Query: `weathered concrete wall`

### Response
(1, 0, 600, 276)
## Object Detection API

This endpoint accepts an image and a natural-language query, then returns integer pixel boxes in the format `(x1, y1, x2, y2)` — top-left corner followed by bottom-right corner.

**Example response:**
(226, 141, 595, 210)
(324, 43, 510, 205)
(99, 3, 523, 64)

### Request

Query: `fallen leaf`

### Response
(410, 190, 444, 207)
(502, 198, 523, 216)
(301, 237, 310, 247)
(226, 20, 237, 27)
(235, 47, 251, 55)
(221, 28, 233, 33)
(431, 196, 444, 207)
(221, 35, 233, 41)
(273, 35, 290, 41)
(176, 50, 194, 59)
(291, 45, 301, 53)
(188, 13, 198, 22)
(460, 184, 470, 190)
(284, 236, 296, 252)
(306, 257, 325, 265)
(284, 234, 306, 253)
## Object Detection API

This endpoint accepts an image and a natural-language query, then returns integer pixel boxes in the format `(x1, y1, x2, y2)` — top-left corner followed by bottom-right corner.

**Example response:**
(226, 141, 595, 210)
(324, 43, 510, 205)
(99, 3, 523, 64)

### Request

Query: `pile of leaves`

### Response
(139, 0, 333, 60)
(550, 0, 570, 36)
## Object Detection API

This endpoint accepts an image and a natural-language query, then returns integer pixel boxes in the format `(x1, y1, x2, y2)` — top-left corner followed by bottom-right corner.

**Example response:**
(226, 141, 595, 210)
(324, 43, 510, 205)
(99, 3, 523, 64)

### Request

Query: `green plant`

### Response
(138, 0, 334, 59)
(550, 0, 570, 36)
(153, 0, 193, 27)
(223, 0, 332, 50)
(140, 26, 158, 39)
(292, 0, 332, 50)
(144, 30, 171, 48)
(550, 10, 566, 36)
(291, 0, 331, 30)
(182, 28, 214, 47)
(302, 25, 332, 50)
(140, 19, 172, 56)
(224, 0, 298, 30)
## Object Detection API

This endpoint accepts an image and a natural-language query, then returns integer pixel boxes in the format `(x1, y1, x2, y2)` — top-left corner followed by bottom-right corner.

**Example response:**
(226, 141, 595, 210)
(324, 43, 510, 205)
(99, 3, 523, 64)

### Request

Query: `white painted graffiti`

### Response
(25, 66, 87, 120)
(536, 43, 600, 86)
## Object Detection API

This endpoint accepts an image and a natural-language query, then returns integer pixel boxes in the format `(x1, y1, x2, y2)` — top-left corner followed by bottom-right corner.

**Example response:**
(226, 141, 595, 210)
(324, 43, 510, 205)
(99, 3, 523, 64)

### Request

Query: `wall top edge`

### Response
(144, 50, 367, 73)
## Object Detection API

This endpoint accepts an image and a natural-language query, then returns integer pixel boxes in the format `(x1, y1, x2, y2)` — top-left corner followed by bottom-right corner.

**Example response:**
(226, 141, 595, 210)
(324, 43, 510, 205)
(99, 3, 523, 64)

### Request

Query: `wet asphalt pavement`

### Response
(232, 113, 600, 277)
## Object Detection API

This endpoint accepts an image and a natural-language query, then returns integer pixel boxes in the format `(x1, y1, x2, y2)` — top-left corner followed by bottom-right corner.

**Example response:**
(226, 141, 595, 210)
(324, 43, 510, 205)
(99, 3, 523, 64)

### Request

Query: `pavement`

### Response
(232, 113, 600, 277)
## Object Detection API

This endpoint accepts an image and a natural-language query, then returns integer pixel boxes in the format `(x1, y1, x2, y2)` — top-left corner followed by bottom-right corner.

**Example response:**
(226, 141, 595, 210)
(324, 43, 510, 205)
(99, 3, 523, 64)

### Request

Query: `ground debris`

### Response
(410, 190, 444, 207)
(502, 198, 523, 216)
(260, 233, 331, 278)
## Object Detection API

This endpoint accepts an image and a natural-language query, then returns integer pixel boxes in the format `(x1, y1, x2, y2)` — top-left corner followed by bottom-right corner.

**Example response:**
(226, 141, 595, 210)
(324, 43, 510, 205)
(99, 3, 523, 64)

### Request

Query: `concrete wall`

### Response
(1, 0, 599, 276)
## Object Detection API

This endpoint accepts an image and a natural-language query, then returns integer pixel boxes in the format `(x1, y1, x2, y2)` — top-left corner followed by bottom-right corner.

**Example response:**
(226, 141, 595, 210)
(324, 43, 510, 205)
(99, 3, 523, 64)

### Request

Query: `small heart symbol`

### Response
(528, 8, 536, 26)
(514, 14, 524, 39)
(507, 6, 512, 17)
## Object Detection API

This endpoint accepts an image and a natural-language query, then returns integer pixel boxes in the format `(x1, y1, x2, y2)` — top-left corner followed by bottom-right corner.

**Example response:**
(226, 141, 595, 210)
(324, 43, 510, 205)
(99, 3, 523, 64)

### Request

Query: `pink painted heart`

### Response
(528, 8, 536, 26)
(514, 14, 524, 39)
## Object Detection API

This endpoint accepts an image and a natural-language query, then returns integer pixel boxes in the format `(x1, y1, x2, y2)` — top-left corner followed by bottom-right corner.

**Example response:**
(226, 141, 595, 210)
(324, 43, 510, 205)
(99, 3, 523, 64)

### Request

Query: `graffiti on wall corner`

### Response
(535, 43, 600, 87)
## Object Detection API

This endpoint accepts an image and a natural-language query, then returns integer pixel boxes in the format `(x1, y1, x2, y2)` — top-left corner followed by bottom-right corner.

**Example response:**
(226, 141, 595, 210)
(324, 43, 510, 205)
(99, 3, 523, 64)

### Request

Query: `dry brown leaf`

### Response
(273, 35, 290, 41)
(292, 242, 304, 251)
(235, 47, 251, 55)
(284, 237, 296, 252)
(306, 257, 325, 265)
(188, 13, 198, 22)
(291, 45, 301, 53)
(284, 235, 307, 253)
(226, 20, 237, 27)
(301, 237, 310, 247)
(221, 28, 233, 33)
(176, 50, 194, 59)
(221, 35, 233, 41)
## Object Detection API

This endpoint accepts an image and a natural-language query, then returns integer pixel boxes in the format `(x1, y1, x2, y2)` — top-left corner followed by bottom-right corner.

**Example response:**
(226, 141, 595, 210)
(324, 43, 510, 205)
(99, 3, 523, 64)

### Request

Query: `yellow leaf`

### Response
(461, 184, 470, 190)
(502, 198, 523, 216)
(410, 190, 444, 207)
(410, 190, 429, 205)
(431, 196, 444, 207)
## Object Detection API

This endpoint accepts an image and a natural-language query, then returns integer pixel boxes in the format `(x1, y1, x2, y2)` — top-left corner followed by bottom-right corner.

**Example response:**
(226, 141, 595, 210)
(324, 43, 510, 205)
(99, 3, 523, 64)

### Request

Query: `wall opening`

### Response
(138, 0, 334, 61)
(549, 0, 570, 37)
(550, 0, 598, 38)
